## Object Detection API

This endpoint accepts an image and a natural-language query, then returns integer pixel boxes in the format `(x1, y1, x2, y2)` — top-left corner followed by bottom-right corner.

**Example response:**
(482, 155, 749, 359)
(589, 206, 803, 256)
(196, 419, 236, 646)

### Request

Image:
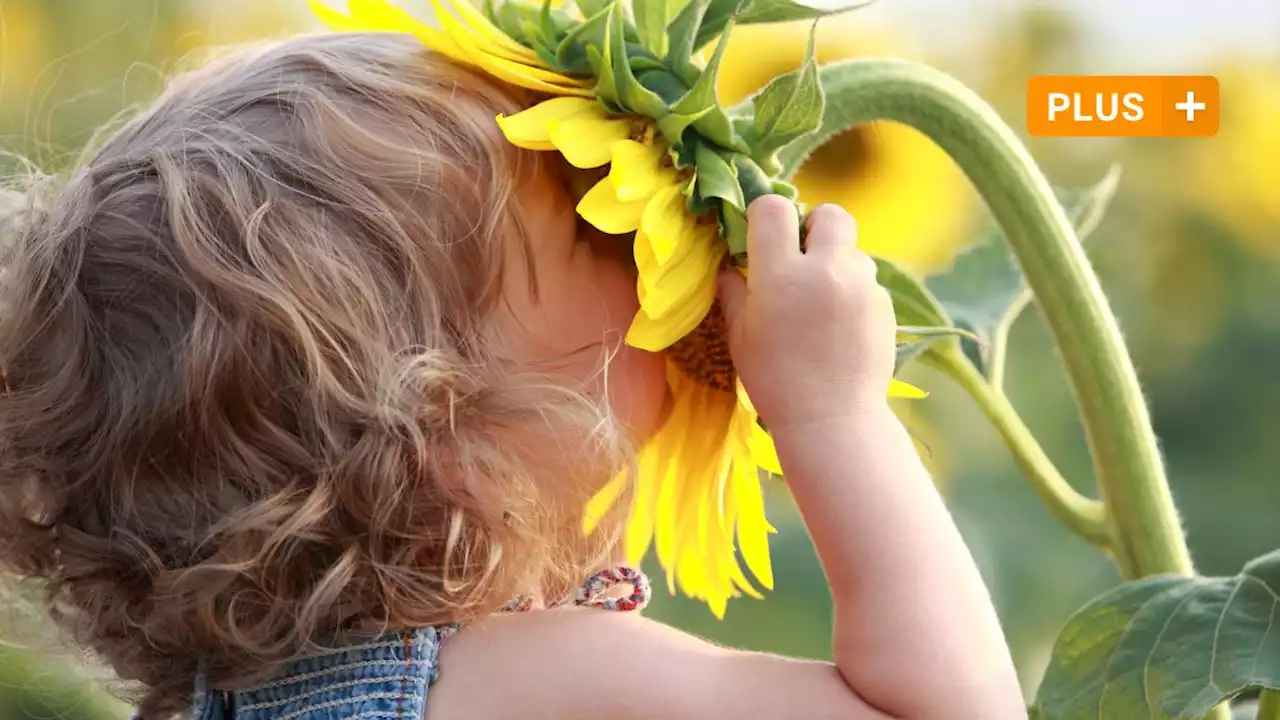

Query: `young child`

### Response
(0, 32, 1026, 719)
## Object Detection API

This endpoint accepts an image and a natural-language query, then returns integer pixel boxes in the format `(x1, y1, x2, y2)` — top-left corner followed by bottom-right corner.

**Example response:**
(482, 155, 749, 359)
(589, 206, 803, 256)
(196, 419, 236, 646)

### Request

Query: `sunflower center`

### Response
(804, 124, 877, 187)
(667, 301, 736, 393)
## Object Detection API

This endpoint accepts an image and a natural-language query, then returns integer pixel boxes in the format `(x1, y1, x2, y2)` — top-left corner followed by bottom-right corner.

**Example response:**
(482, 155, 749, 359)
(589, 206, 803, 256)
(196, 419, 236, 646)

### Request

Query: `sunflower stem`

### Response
(779, 57, 1203, 670)
(927, 352, 1109, 547)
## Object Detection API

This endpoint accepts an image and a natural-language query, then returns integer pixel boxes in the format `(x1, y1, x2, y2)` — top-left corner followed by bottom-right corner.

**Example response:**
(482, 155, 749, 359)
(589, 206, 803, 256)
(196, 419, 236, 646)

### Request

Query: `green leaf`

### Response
(693, 144, 743, 210)
(607, 2, 669, 117)
(666, 0, 712, 67)
(1033, 547, 1280, 719)
(692, 0, 874, 56)
(659, 16, 746, 151)
(924, 165, 1122, 376)
(746, 22, 824, 159)
(633, 0, 679, 57)
(875, 258, 958, 361)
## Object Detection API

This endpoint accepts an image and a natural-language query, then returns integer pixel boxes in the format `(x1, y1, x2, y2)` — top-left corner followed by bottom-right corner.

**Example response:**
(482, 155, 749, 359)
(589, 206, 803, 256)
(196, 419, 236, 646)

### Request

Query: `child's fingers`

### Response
(745, 195, 800, 271)
(803, 204, 857, 259)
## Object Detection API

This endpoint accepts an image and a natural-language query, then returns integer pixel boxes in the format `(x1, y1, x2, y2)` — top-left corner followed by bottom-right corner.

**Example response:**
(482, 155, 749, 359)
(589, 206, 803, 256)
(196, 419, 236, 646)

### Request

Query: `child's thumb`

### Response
(716, 266, 748, 320)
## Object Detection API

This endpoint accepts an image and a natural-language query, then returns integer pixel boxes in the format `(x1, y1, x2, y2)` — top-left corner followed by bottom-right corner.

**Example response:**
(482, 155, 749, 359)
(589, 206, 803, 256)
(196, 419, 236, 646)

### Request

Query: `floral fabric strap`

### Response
(437, 565, 651, 644)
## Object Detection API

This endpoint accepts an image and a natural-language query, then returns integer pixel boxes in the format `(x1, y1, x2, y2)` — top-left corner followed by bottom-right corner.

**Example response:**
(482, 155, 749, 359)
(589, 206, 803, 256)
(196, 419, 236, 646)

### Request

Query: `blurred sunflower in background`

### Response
(1178, 62, 1280, 259)
(716, 17, 973, 275)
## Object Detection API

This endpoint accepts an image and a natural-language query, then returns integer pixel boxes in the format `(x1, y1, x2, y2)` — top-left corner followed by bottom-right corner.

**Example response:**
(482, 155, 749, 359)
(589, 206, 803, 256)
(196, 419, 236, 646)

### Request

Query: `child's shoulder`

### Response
(428, 604, 883, 719)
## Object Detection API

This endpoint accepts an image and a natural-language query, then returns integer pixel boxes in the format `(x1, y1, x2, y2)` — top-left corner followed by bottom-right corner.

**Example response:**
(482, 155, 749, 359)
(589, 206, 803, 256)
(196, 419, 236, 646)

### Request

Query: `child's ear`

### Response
(552, 156, 607, 204)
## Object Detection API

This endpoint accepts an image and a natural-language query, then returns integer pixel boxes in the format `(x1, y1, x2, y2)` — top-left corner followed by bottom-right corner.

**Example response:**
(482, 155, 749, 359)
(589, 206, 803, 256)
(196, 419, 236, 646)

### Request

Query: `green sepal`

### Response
(770, 179, 798, 199)
(556, 5, 611, 74)
(633, 0, 680, 57)
(629, 55, 669, 75)
(657, 109, 708, 150)
(666, 0, 713, 69)
(731, 154, 774, 207)
(607, 3, 669, 118)
(637, 69, 689, 104)
(671, 134, 699, 169)
(744, 21, 824, 159)
(661, 17, 748, 152)
(694, 144, 744, 211)
(586, 45, 620, 107)
(722, 203, 749, 257)
(576, 0, 612, 19)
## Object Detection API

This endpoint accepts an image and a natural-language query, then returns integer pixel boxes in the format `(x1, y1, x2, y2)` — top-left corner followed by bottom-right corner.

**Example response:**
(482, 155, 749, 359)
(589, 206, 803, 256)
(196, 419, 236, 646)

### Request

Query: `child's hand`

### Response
(717, 196, 896, 432)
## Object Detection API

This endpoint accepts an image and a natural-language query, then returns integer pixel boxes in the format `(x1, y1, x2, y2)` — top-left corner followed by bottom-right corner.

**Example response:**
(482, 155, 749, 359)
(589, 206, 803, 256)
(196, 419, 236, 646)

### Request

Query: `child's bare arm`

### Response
(714, 196, 1024, 718)
(432, 196, 1024, 719)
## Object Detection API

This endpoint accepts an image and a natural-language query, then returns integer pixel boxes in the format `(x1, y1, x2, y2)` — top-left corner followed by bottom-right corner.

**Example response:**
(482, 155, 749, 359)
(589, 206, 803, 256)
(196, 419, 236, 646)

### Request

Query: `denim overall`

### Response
(167, 567, 649, 720)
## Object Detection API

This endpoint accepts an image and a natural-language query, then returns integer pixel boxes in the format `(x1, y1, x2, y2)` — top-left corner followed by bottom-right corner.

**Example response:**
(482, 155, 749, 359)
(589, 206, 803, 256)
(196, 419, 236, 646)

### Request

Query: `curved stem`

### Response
(767, 58, 1194, 580)
(928, 352, 1109, 547)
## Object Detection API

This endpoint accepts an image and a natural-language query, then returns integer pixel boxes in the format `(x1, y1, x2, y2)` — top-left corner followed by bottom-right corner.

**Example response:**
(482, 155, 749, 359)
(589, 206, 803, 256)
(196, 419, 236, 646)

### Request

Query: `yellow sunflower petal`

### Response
(551, 113, 632, 168)
(635, 238, 720, 319)
(747, 422, 782, 476)
(732, 442, 775, 590)
(609, 139, 667, 202)
(472, 53, 593, 96)
(582, 470, 629, 535)
(439, 0, 542, 64)
(634, 221, 713, 292)
(890, 378, 929, 398)
(577, 177, 647, 234)
(496, 97, 597, 150)
(718, 457, 764, 599)
(626, 252, 719, 351)
(428, 0, 536, 66)
(352, 0, 470, 61)
(624, 444, 662, 563)
(640, 183, 695, 265)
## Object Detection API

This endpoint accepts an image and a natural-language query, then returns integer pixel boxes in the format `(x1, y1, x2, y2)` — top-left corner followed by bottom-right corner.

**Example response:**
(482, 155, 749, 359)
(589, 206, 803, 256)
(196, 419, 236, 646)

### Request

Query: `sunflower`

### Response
(309, 0, 931, 616)
(716, 18, 970, 274)
(309, 0, 591, 96)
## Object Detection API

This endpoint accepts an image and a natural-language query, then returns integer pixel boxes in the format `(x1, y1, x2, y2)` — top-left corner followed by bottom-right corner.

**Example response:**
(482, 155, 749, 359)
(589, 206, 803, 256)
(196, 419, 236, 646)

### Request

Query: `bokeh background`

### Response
(1, 0, 1277, 717)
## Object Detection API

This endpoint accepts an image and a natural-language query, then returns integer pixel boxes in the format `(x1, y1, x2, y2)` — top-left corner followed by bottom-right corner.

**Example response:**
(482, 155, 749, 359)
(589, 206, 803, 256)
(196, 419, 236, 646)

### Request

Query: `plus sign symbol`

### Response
(1164, 76, 1219, 137)
(1175, 91, 1206, 122)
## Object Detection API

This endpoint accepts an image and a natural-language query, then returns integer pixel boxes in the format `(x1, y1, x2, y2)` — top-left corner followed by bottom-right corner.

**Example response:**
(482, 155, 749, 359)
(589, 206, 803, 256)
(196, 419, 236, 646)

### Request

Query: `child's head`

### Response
(0, 32, 666, 716)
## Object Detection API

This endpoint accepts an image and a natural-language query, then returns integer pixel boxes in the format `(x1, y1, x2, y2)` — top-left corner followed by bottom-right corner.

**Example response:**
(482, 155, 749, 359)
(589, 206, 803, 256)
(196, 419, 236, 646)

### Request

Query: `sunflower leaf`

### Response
(692, 0, 874, 55)
(745, 22, 824, 160)
(694, 144, 744, 210)
(924, 165, 1122, 378)
(1033, 547, 1280, 720)
(875, 258, 960, 367)
(608, 2, 670, 117)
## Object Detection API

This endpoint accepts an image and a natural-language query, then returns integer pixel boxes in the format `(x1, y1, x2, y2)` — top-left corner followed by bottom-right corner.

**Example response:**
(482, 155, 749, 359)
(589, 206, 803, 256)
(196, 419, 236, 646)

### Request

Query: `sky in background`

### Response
(843, 0, 1279, 71)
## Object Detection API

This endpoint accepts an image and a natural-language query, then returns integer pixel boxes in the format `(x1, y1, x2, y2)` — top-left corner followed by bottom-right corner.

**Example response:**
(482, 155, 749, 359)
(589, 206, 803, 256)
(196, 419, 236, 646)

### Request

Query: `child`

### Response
(0, 32, 1025, 719)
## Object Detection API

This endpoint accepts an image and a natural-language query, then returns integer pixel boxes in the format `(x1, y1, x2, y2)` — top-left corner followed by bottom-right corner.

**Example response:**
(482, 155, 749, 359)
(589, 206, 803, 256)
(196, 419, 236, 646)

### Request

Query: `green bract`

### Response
(485, 0, 872, 263)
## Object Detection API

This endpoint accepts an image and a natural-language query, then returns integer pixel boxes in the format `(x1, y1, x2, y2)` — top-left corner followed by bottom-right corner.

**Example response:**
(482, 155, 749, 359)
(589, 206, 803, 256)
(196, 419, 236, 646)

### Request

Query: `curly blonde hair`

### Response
(0, 32, 626, 718)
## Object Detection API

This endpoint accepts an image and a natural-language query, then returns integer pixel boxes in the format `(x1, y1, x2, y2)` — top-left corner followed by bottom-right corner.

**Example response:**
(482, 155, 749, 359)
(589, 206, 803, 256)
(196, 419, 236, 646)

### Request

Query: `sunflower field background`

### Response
(2, 0, 1278, 717)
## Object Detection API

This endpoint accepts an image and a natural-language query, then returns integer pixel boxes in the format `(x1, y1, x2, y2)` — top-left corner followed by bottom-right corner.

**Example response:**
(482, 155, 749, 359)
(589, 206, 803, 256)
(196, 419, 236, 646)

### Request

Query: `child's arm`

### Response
(430, 197, 1025, 719)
